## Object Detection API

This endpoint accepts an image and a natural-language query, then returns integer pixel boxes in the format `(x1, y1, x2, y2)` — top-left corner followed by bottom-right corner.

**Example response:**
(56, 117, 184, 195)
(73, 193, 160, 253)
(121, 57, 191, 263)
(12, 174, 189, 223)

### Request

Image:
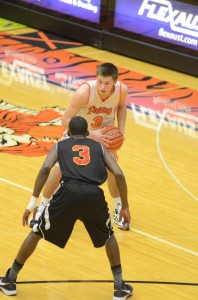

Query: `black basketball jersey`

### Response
(57, 137, 108, 185)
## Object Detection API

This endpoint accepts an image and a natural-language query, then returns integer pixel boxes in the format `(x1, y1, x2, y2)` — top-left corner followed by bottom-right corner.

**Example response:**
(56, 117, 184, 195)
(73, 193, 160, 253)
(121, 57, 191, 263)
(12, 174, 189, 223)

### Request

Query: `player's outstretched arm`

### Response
(103, 146, 131, 229)
(22, 145, 58, 226)
(116, 83, 128, 135)
(62, 84, 89, 128)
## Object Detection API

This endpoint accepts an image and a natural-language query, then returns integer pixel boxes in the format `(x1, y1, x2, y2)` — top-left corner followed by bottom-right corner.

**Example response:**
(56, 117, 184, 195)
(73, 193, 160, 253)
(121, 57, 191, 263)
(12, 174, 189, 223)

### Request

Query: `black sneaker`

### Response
(0, 269, 17, 296)
(113, 281, 133, 300)
(29, 218, 38, 228)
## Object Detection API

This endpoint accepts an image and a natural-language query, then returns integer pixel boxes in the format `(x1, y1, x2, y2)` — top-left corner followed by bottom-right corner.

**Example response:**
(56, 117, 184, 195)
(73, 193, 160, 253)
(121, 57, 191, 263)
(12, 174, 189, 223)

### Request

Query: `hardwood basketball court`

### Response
(0, 18, 198, 300)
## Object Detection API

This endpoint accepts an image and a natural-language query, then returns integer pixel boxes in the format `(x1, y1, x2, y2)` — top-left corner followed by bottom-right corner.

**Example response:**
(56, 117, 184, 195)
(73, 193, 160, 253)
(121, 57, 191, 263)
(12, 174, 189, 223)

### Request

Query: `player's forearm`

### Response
(62, 114, 70, 129)
(117, 105, 127, 134)
(32, 168, 51, 198)
(115, 174, 129, 209)
(88, 130, 95, 140)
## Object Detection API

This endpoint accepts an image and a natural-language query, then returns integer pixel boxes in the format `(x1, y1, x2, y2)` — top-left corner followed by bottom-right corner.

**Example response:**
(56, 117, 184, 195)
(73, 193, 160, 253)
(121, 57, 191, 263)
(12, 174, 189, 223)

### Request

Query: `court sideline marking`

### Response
(16, 279, 198, 286)
(1, 177, 198, 257)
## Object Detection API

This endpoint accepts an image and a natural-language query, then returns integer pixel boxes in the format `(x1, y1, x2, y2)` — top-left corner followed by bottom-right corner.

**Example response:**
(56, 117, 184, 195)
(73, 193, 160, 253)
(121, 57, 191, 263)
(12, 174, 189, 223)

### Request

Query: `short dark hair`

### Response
(96, 63, 118, 81)
(68, 116, 88, 136)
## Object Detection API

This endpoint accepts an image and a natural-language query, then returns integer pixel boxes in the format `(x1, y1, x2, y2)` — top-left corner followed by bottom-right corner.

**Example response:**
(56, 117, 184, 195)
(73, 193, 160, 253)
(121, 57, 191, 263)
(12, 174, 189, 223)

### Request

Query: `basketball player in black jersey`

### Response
(0, 116, 132, 300)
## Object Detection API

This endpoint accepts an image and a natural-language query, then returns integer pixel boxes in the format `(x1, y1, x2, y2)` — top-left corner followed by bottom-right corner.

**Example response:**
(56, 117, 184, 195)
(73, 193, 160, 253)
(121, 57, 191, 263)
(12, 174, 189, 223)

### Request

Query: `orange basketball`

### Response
(103, 126, 124, 152)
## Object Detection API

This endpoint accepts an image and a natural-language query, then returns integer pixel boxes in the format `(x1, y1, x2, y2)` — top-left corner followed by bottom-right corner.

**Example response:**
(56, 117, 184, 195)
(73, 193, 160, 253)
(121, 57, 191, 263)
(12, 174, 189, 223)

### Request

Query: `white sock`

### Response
(113, 197, 121, 209)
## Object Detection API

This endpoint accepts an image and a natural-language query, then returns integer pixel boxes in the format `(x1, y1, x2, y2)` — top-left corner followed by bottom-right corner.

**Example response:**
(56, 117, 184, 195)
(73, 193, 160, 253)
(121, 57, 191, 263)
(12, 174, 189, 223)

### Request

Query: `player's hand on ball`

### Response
(102, 126, 124, 152)
(89, 128, 112, 148)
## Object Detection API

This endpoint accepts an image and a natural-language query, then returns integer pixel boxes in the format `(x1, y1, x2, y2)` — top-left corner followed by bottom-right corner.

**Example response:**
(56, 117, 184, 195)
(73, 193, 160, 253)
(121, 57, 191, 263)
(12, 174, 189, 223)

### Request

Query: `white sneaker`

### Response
(35, 202, 45, 220)
(113, 203, 130, 230)
(29, 201, 46, 228)
(113, 203, 124, 229)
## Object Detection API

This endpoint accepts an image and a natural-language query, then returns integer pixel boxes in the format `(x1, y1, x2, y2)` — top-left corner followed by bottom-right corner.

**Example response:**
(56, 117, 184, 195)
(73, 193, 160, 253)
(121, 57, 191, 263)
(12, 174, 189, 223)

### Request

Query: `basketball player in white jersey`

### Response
(37, 62, 129, 229)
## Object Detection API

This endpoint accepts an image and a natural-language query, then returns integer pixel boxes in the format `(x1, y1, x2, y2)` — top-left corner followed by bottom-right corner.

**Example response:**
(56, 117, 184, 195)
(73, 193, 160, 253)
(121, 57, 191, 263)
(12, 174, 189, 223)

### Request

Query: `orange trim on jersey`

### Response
(97, 84, 116, 103)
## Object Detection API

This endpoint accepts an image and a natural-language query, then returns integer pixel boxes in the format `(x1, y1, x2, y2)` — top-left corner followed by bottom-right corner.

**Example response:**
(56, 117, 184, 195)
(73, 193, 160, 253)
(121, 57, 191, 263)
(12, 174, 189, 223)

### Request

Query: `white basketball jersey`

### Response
(77, 80, 121, 130)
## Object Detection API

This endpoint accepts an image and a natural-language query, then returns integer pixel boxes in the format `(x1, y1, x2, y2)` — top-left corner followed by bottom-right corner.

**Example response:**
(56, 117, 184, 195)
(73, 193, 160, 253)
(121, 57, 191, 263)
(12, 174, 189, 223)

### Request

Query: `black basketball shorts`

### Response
(33, 182, 114, 248)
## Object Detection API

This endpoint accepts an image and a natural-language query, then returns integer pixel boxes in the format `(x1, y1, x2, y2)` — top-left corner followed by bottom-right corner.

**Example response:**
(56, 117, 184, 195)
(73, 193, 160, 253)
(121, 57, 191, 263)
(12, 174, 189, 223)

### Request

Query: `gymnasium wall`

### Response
(0, 0, 197, 77)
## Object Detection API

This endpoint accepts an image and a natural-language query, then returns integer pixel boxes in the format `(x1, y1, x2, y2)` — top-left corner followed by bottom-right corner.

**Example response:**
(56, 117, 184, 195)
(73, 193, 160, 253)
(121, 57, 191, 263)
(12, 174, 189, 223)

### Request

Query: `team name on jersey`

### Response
(87, 105, 113, 115)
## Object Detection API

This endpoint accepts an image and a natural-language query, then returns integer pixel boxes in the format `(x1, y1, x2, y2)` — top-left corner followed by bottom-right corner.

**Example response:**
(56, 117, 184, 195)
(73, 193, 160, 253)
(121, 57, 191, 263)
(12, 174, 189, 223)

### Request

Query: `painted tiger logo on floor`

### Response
(0, 100, 65, 156)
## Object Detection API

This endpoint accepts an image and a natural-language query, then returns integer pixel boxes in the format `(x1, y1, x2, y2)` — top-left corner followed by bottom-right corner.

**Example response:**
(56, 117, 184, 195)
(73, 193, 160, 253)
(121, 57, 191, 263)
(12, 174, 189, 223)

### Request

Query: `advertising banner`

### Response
(114, 0, 198, 51)
(18, 0, 101, 23)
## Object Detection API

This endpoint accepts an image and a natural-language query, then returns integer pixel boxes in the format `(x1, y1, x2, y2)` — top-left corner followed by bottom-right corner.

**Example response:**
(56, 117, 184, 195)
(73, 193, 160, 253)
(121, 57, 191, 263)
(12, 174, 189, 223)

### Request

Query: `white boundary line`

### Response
(1, 177, 198, 256)
(132, 228, 198, 257)
(0, 177, 32, 192)
(156, 109, 198, 202)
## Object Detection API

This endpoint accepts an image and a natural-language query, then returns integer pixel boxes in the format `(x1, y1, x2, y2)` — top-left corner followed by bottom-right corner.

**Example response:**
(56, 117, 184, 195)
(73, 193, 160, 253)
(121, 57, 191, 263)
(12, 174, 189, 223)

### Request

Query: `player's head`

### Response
(96, 63, 118, 81)
(68, 116, 88, 137)
(96, 63, 118, 94)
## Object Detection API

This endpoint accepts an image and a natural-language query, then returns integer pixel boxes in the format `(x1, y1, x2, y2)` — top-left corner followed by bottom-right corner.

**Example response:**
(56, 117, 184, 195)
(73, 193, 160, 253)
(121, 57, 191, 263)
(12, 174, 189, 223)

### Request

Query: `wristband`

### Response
(26, 196, 38, 212)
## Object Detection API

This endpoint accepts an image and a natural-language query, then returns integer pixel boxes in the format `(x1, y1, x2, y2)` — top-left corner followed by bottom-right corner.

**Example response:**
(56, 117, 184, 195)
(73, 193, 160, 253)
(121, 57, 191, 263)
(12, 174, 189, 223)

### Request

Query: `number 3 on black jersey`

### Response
(72, 145, 90, 165)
